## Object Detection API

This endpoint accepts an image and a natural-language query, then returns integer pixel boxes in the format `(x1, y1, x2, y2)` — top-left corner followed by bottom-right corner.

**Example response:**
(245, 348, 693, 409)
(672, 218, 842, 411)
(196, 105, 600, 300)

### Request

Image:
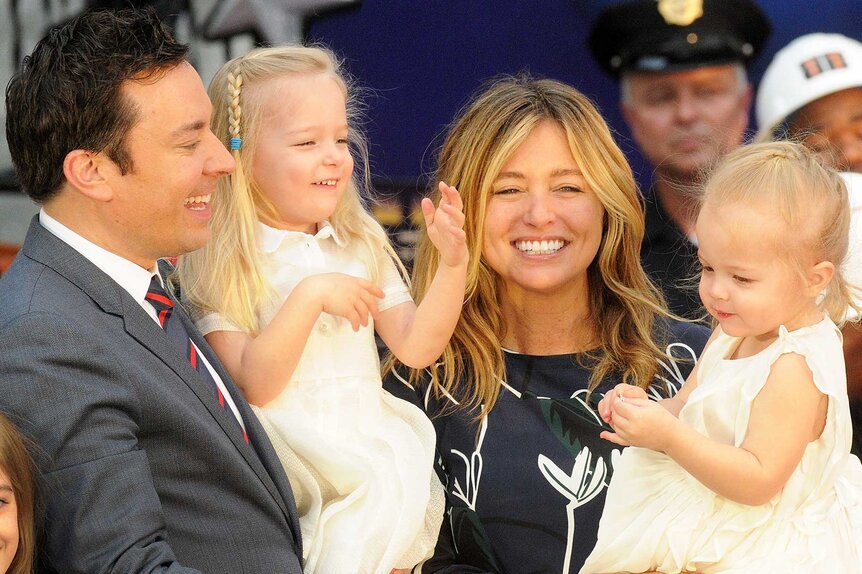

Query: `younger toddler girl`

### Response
(581, 141, 862, 574)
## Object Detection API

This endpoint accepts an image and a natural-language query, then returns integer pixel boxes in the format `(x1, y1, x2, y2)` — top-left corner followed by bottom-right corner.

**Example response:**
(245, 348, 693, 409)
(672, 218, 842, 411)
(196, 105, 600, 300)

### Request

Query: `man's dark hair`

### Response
(5, 8, 189, 203)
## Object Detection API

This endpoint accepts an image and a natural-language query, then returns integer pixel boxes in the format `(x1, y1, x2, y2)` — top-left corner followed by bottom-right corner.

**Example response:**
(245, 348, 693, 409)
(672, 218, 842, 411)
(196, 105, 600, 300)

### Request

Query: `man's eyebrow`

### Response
(809, 110, 862, 133)
(170, 120, 207, 138)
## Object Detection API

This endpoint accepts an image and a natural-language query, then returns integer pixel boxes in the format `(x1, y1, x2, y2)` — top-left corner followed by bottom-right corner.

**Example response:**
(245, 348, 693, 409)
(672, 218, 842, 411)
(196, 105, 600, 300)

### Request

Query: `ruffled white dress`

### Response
(195, 221, 444, 574)
(580, 317, 862, 574)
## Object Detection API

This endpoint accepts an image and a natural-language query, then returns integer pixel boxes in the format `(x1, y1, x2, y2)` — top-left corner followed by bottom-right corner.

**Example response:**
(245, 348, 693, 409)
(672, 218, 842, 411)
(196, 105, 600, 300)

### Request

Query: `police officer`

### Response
(589, 0, 770, 320)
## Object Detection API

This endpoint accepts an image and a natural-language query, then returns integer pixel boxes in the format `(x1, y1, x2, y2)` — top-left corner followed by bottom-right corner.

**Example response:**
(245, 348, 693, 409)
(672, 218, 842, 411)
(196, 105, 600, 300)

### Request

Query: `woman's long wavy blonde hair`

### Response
(178, 45, 398, 332)
(387, 76, 674, 417)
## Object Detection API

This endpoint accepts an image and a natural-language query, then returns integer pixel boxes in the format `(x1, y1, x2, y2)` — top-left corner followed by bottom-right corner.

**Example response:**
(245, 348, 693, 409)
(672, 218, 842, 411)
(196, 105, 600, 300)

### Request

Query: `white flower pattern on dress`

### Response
(652, 341, 698, 399)
(534, 341, 696, 572)
(449, 414, 488, 511)
(538, 448, 608, 574)
(407, 339, 700, 572)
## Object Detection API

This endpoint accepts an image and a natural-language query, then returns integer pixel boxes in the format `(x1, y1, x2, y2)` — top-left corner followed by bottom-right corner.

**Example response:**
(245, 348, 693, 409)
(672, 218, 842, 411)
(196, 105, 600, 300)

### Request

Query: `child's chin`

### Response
(715, 319, 744, 336)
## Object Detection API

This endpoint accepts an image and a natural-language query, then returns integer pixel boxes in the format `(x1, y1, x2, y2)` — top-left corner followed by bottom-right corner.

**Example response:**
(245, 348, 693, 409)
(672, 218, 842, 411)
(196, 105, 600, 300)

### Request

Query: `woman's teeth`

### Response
(184, 194, 210, 209)
(315, 179, 337, 186)
(515, 240, 565, 255)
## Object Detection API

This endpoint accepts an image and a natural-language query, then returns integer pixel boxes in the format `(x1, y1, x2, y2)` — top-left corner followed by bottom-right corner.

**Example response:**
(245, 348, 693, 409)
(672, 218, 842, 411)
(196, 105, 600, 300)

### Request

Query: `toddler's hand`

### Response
(600, 396, 680, 452)
(422, 181, 467, 268)
(597, 383, 648, 425)
(300, 273, 384, 331)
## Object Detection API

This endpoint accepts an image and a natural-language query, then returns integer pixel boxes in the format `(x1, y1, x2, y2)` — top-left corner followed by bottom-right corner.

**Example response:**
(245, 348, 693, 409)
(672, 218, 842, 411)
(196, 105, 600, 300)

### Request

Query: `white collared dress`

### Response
(580, 317, 862, 574)
(195, 221, 443, 574)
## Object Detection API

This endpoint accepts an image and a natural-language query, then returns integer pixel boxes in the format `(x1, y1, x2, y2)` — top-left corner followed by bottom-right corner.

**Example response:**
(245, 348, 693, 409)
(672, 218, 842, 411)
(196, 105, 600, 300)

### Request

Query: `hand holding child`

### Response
(422, 181, 468, 268)
(297, 272, 384, 331)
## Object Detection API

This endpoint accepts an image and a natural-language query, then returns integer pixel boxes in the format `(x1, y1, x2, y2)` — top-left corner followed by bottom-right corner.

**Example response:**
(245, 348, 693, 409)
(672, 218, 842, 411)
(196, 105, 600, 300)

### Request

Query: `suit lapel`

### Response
(22, 217, 126, 317)
(185, 317, 303, 548)
(121, 295, 299, 528)
(167, 294, 302, 542)
(157, 261, 302, 548)
(120, 295, 246, 444)
(21, 218, 302, 548)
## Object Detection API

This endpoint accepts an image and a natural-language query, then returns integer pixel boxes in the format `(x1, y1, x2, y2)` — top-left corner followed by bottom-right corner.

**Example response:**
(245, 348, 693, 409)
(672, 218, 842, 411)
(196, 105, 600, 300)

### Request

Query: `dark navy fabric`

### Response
(385, 320, 709, 573)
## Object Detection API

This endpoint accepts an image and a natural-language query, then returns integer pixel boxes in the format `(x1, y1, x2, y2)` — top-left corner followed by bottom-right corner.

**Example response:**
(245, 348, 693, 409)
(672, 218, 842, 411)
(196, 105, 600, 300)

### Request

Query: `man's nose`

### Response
(206, 131, 236, 177)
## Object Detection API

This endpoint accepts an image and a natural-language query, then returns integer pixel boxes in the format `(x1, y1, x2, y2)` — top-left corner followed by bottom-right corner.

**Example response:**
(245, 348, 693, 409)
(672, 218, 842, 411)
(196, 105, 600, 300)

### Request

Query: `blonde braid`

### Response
(227, 69, 243, 146)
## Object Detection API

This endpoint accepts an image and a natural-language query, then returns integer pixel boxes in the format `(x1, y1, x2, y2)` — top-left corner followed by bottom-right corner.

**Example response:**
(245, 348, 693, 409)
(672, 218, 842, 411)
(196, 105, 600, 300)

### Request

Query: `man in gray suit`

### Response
(0, 8, 303, 573)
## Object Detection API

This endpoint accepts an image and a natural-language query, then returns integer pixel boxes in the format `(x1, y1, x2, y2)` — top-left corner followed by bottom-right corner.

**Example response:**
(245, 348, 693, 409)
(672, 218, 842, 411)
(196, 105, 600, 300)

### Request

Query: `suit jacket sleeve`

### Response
(0, 310, 203, 574)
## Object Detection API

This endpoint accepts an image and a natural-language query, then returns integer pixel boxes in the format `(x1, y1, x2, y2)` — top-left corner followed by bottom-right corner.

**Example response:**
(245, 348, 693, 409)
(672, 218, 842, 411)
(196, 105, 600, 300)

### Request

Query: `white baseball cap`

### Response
(756, 33, 862, 140)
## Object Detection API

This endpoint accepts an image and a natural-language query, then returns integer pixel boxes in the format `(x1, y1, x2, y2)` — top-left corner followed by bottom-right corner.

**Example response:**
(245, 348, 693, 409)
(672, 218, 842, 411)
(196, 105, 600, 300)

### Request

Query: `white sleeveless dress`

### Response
(580, 317, 862, 574)
(195, 221, 444, 574)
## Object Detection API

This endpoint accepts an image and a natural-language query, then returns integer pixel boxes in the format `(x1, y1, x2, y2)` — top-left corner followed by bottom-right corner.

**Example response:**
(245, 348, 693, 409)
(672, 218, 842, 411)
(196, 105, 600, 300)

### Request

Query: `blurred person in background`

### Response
(589, 0, 770, 320)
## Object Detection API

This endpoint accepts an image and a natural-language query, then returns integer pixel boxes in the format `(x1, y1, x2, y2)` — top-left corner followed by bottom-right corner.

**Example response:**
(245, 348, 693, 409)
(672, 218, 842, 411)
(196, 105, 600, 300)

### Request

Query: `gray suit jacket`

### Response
(0, 217, 303, 573)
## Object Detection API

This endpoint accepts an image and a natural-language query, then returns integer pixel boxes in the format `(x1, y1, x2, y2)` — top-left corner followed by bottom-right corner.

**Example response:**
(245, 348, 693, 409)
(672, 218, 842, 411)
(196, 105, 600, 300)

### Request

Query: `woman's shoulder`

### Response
(655, 318, 711, 356)
(382, 363, 441, 411)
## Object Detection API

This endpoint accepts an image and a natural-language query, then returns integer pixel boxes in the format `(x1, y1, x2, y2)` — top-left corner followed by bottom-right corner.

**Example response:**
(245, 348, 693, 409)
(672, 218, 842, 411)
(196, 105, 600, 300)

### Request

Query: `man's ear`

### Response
(620, 100, 645, 147)
(732, 84, 754, 134)
(806, 260, 836, 297)
(62, 149, 115, 202)
(740, 83, 754, 111)
(620, 100, 635, 128)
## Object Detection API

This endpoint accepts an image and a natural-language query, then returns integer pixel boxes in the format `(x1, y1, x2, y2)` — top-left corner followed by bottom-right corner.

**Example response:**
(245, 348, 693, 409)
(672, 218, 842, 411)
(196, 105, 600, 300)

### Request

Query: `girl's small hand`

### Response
(299, 273, 384, 331)
(600, 397, 680, 451)
(422, 181, 468, 268)
(597, 383, 648, 425)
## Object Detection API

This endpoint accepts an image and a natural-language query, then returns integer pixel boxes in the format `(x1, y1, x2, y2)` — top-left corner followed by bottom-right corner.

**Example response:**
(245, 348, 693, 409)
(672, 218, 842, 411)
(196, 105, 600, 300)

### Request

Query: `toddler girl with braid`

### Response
(179, 46, 467, 574)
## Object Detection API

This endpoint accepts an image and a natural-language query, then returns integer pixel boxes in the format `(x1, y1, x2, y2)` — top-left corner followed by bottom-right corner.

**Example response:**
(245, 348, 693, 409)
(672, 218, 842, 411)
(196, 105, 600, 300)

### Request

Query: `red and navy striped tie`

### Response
(146, 276, 249, 443)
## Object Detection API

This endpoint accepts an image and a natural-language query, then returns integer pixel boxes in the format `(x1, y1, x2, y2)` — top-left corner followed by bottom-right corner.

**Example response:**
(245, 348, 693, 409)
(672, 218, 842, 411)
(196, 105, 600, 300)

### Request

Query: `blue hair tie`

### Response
(230, 137, 242, 151)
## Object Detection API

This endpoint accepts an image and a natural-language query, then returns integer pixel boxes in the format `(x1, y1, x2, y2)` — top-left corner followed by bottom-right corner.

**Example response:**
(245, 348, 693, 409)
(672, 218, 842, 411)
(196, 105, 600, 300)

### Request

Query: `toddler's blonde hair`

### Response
(179, 45, 400, 333)
(700, 140, 857, 323)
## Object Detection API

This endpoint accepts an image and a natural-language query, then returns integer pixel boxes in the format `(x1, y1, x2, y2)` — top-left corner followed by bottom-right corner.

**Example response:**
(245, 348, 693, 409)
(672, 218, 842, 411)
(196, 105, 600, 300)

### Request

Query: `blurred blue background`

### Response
(1, 0, 860, 256)
(304, 0, 862, 191)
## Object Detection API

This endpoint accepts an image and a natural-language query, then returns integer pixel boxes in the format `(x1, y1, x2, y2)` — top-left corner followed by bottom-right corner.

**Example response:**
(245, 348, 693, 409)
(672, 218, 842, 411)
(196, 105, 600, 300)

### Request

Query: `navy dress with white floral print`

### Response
(384, 320, 709, 574)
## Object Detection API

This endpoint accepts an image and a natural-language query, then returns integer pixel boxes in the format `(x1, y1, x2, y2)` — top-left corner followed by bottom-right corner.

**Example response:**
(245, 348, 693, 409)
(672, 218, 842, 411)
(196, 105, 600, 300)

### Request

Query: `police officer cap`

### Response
(588, 0, 770, 78)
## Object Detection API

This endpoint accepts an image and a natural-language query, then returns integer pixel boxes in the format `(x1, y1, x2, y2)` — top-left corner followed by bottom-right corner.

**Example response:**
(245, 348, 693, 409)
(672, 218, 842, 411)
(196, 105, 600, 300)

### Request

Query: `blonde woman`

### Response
(179, 46, 467, 573)
(384, 76, 709, 573)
